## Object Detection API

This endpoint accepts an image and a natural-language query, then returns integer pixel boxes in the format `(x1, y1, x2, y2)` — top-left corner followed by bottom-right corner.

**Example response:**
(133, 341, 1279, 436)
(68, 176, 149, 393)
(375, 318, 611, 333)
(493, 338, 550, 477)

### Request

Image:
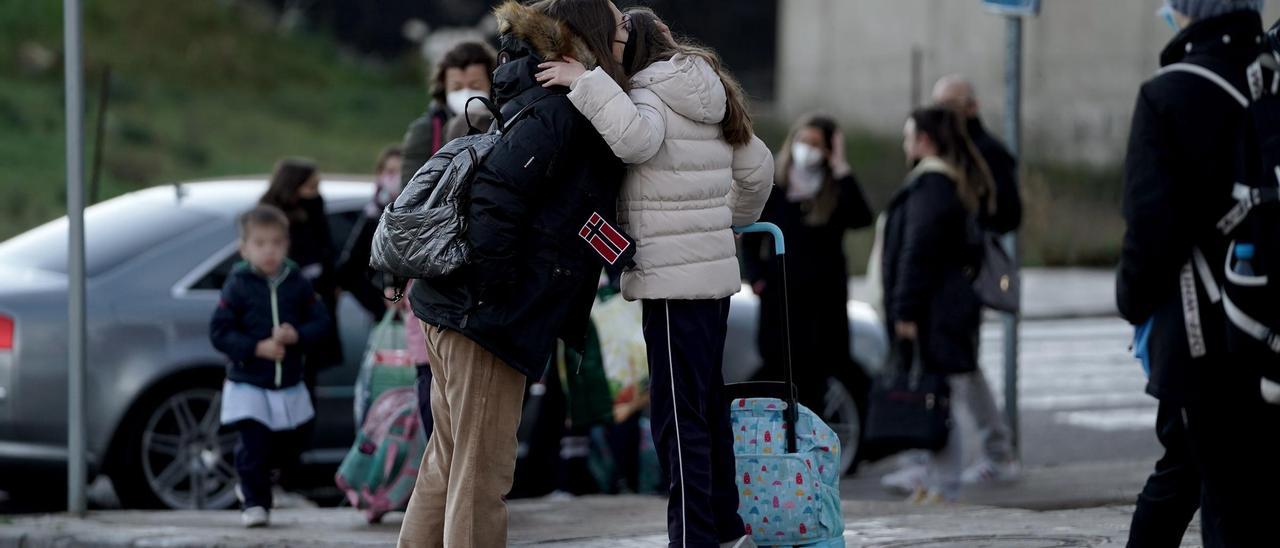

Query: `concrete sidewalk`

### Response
(0, 495, 1184, 547)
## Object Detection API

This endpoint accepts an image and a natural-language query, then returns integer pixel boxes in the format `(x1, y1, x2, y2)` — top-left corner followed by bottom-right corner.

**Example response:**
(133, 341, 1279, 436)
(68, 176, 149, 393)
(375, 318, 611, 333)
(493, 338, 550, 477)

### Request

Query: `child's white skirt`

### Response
(219, 380, 315, 431)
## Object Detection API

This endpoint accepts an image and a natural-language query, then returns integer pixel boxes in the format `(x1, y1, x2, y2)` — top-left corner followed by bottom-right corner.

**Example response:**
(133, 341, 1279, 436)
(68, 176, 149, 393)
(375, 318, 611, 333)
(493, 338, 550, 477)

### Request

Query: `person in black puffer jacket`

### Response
(397, 1, 628, 545)
(1117, 3, 1280, 547)
(882, 106, 994, 503)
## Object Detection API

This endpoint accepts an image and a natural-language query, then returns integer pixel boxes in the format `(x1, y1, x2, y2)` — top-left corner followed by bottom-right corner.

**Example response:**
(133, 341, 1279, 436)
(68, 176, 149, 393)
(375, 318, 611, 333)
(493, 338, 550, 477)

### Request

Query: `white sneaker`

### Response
(961, 459, 1021, 485)
(542, 490, 575, 502)
(242, 506, 269, 528)
(880, 464, 927, 495)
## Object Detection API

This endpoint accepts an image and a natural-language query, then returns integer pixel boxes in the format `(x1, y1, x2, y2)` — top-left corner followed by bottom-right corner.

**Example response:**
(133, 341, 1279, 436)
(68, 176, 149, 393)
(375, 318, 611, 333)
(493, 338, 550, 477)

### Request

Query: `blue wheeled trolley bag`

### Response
(729, 223, 845, 547)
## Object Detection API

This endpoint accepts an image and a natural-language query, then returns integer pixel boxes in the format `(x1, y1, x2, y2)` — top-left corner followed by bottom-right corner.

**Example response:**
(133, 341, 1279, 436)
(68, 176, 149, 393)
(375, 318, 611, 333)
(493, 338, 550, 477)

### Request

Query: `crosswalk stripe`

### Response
(970, 318, 1155, 429)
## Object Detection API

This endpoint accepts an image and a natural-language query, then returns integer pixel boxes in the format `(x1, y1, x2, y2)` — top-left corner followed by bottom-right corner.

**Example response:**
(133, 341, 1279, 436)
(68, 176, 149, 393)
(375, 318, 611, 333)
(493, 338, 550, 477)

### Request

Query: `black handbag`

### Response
(863, 341, 952, 454)
(973, 231, 1020, 314)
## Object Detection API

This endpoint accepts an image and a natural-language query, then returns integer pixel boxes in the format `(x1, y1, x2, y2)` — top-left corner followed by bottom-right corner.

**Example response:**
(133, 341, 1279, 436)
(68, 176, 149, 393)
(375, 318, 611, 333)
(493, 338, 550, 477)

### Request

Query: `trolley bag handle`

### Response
(727, 222, 798, 454)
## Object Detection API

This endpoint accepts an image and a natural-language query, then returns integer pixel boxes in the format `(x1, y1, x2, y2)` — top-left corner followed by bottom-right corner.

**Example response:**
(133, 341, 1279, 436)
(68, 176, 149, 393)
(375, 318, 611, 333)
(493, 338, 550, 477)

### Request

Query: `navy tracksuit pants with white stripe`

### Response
(642, 298, 746, 548)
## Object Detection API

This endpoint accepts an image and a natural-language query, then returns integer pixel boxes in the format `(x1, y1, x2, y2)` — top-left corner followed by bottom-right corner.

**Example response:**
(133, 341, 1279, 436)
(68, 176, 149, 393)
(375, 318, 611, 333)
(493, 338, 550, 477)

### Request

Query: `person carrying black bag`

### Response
(1119, 2, 1280, 546)
(878, 105, 996, 504)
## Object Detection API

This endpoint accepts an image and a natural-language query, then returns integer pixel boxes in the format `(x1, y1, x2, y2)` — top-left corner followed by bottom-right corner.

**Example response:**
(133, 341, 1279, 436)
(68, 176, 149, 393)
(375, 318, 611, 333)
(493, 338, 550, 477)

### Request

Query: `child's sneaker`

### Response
(961, 459, 1022, 485)
(241, 506, 269, 528)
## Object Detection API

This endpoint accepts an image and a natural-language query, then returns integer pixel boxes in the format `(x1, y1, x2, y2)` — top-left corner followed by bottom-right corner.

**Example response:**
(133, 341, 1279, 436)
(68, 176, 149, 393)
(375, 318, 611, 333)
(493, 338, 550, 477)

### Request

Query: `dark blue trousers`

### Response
(642, 298, 745, 548)
(234, 420, 304, 511)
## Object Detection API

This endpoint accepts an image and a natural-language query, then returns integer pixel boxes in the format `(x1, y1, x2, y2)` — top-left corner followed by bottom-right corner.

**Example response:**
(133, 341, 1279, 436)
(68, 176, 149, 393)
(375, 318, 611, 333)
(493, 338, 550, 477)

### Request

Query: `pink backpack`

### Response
(335, 387, 427, 524)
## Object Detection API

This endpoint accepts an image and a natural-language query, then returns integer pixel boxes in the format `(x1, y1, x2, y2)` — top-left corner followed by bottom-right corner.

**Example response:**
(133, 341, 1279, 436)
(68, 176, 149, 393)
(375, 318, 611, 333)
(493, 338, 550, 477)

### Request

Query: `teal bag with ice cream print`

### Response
(732, 397, 844, 547)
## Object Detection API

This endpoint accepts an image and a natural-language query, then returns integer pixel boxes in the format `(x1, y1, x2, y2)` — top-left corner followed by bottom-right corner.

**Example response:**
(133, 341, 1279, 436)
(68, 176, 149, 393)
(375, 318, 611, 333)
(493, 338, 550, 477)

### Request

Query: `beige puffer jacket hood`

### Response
(568, 53, 775, 300)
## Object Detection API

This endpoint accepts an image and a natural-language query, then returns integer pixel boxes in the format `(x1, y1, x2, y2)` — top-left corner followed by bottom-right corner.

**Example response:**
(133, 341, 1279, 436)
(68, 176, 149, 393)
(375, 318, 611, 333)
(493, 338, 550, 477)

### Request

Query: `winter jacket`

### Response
(400, 104, 451, 189)
(881, 158, 983, 375)
(336, 214, 389, 319)
(1116, 11, 1267, 404)
(408, 1, 627, 379)
(210, 262, 332, 390)
(566, 54, 774, 300)
(968, 119, 1022, 234)
(743, 172, 872, 391)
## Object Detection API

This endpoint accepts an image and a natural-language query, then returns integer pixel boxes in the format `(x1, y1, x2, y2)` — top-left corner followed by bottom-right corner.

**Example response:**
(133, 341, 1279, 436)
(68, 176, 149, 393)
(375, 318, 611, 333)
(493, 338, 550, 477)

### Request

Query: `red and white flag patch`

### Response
(579, 212, 632, 265)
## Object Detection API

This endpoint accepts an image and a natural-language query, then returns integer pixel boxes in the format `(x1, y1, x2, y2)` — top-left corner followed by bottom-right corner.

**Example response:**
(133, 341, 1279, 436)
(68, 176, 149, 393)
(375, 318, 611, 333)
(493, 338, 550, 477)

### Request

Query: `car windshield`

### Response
(0, 189, 216, 277)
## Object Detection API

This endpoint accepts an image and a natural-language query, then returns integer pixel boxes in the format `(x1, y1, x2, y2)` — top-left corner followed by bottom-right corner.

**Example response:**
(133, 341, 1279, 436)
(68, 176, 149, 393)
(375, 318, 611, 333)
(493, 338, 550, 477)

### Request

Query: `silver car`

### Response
(0, 179, 377, 510)
(0, 179, 886, 510)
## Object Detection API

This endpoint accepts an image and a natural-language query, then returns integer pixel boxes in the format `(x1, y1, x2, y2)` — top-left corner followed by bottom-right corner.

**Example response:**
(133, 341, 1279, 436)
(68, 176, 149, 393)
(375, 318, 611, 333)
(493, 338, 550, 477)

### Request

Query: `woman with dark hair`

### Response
(259, 158, 341, 369)
(881, 105, 996, 503)
(400, 41, 497, 187)
(536, 8, 772, 547)
(396, 1, 629, 545)
(743, 115, 873, 415)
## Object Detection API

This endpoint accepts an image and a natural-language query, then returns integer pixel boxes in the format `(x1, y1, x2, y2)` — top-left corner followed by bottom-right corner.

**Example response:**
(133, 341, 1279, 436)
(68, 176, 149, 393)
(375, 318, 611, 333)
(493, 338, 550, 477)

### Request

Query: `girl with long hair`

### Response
(743, 114, 874, 422)
(537, 8, 773, 546)
(882, 105, 996, 503)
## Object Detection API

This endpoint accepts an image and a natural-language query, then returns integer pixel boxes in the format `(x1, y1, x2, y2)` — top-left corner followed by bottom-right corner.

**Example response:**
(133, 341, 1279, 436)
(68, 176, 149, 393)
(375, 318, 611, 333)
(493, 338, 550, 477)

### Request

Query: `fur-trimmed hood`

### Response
(493, 1, 599, 69)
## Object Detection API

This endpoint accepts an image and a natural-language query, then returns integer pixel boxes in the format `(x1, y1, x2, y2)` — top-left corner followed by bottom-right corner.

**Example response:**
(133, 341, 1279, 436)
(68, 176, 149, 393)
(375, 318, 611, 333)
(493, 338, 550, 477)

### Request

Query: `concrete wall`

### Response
(777, 0, 1280, 167)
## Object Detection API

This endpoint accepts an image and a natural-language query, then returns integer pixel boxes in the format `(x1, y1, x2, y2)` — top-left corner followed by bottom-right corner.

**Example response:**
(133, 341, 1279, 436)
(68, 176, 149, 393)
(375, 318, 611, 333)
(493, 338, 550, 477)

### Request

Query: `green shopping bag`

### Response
(354, 310, 415, 428)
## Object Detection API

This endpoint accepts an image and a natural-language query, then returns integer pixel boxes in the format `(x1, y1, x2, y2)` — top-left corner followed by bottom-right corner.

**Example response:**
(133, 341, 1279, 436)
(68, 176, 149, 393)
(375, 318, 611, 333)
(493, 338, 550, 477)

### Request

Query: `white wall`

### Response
(777, 0, 1280, 167)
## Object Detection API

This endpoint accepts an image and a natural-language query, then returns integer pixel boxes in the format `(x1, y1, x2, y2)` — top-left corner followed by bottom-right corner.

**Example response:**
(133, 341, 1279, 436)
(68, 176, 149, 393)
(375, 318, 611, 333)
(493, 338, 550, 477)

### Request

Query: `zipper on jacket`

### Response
(269, 271, 284, 388)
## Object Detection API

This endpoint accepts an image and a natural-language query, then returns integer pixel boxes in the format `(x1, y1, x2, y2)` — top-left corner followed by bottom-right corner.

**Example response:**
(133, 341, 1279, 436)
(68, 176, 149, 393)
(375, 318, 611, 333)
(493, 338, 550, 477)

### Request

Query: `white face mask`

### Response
(446, 88, 488, 116)
(791, 142, 826, 169)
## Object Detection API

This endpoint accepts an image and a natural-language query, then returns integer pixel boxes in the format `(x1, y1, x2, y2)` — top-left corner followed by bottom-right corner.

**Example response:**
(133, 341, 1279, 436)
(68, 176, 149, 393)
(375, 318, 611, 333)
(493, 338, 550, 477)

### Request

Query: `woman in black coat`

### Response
(881, 106, 995, 502)
(260, 158, 342, 370)
(744, 115, 873, 413)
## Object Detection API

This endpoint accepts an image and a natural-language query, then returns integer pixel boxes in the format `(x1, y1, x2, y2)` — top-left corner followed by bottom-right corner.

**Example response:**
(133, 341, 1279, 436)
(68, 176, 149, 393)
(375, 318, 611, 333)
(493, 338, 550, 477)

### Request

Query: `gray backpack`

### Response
(370, 97, 547, 298)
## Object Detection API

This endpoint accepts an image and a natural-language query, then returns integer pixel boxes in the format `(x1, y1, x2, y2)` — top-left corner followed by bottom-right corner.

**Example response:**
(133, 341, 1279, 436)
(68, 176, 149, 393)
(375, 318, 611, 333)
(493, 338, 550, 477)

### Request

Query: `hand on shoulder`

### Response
(535, 56, 588, 89)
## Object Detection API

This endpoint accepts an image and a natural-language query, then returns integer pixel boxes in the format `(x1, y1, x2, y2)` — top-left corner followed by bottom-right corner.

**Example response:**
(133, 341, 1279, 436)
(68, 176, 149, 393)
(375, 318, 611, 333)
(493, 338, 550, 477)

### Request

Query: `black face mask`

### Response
(298, 195, 325, 213)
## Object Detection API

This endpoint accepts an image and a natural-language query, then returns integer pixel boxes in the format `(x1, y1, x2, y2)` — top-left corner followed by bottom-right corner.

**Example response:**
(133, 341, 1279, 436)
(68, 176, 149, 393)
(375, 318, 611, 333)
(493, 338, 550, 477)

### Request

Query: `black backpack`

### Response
(1159, 42, 1280, 381)
(369, 97, 548, 299)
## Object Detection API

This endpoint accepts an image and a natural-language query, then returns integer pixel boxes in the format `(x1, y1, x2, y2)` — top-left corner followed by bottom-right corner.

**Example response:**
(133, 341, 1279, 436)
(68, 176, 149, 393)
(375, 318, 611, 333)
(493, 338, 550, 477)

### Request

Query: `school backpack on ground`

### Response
(369, 97, 549, 295)
(334, 387, 426, 524)
(1157, 49, 1280, 385)
(728, 223, 845, 547)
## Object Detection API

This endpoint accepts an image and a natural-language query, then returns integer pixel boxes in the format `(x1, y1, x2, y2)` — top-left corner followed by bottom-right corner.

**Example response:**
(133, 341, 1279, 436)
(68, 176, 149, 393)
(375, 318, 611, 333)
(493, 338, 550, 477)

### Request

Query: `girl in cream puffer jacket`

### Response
(537, 8, 773, 547)
(539, 12, 774, 302)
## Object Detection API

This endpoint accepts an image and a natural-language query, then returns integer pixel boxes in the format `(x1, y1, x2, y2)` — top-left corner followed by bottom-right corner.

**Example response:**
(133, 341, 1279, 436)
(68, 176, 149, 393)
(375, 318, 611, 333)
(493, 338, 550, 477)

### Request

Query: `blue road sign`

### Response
(983, 0, 1041, 16)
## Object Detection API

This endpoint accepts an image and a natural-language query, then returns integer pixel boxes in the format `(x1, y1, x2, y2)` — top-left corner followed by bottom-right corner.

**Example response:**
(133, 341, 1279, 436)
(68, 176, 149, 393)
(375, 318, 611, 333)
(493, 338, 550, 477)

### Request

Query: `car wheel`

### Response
(820, 376, 862, 476)
(111, 383, 239, 509)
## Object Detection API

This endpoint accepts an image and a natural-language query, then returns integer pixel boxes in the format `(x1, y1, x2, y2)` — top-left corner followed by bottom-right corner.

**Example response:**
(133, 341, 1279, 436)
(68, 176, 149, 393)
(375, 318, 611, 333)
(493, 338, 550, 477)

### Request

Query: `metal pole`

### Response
(1002, 14, 1023, 456)
(64, 0, 88, 516)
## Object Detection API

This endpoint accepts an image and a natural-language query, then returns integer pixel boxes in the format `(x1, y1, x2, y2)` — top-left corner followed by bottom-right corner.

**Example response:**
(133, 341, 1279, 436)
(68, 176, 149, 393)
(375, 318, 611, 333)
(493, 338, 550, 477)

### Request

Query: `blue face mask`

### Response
(1157, 3, 1180, 33)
